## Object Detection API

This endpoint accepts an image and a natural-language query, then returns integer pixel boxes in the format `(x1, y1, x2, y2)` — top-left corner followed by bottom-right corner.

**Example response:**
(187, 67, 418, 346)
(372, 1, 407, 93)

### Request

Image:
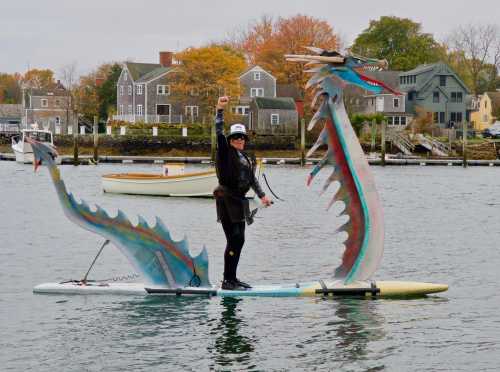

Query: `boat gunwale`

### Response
(102, 170, 216, 181)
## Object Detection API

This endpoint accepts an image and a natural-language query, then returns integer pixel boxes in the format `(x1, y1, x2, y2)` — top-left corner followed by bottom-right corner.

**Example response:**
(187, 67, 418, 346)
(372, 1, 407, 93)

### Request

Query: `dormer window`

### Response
(254, 71, 261, 80)
(440, 75, 446, 86)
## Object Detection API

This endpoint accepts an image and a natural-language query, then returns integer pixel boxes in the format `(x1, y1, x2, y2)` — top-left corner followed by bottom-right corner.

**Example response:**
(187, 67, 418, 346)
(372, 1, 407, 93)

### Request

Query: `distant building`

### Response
(0, 104, 22, 125)
(22, 80, 75, 134)
(114, 51, 200, 124)
(249, 97, 298, 135)
(399, 62, 471, 128)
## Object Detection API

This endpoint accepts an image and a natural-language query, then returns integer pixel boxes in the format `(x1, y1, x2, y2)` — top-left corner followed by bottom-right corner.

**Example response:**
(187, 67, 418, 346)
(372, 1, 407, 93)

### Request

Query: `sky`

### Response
(1, 0, 499, 78)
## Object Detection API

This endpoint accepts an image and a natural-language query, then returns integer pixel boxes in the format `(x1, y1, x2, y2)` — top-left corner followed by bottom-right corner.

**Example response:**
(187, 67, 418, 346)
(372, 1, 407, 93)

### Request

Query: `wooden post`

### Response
(462, 121, 467, 168)
(381, 120, 386, 166)
(211, 122, 216, 162)
(72, 115, 79, 166)
(93, 116, 99, 163)
(370, 119, 377, 152)
(300, 118, 305, 166)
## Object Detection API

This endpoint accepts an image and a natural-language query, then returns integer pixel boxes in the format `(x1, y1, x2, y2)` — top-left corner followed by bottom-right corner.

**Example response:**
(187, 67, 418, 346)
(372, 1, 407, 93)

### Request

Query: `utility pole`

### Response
(73, 112, 79, 166)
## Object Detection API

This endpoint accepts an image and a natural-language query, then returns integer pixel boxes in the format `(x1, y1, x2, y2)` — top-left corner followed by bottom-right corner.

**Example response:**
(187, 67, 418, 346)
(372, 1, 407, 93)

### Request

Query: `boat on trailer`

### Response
(11, 129, 60, 164)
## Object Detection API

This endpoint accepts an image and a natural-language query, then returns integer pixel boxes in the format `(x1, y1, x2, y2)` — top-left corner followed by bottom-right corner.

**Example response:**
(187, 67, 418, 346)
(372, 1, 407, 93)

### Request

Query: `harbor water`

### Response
(1, 161, 499, 371)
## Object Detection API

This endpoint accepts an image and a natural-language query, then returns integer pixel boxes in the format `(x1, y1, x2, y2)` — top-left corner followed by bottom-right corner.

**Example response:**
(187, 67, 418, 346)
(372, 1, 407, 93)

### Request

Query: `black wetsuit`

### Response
(214, 109, 265, 282)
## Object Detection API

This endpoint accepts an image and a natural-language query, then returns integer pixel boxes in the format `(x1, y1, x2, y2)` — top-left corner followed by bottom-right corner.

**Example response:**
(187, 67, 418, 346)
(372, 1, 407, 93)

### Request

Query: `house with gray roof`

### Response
(115, 52, 200, 124)
(399, 62, 472, 128)
(22, 80, 75, 134)
(248, 97, 298, 135)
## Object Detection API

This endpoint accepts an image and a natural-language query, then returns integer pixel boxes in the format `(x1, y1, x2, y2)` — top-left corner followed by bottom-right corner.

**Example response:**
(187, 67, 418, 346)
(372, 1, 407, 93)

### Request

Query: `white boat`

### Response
(102, 167, 219, 197)
(102, 163, 260, 197)
(11, 129, 61, 164)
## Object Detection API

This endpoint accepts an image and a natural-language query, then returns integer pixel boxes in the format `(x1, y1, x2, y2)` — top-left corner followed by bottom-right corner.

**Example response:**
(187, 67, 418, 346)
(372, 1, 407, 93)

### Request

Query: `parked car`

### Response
(482, 122, 500, 138)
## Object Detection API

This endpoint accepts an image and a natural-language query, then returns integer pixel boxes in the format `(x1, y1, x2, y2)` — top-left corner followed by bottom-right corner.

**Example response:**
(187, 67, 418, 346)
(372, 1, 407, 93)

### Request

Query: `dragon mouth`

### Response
(354, 68, 402, 95)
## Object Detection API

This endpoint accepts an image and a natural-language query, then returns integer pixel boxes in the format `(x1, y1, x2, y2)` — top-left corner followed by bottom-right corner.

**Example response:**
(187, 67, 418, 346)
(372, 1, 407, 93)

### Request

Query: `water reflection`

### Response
(304, 298, 386, 369)
(209, 297, 255, 368)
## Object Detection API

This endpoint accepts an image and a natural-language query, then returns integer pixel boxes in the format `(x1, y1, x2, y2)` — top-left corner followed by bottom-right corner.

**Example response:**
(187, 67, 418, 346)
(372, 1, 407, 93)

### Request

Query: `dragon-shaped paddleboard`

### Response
(32, 49, 447, 298)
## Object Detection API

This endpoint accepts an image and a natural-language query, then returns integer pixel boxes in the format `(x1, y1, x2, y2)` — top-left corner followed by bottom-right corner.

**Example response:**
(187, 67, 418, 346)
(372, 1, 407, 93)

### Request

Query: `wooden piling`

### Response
(73, 118, 79, 166)
(370, 119, 377, 152)
(300, 118, 305, 166)
(462, 121, 467, 168)
(93, 116, 99, 163)
(380, 120, 386, 166)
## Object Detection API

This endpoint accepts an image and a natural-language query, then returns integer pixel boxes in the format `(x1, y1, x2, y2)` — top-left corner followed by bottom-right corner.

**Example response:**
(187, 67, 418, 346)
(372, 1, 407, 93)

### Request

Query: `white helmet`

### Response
(227, 123, 249, 140)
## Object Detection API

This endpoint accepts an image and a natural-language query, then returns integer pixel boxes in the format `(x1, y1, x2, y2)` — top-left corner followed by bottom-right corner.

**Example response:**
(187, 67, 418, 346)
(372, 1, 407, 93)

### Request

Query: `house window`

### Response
(456, 92, 462, 103)
(136, 84, 143, 95)
(388, 116, 394, 125)
(254, 71, 261, 80)
(408, 91, 415, 100)
(433, 92, 439, 103)
(55, 117, 61, 125)
(120, 86, 124, 96)
(393, 98, 400, 108)
(157, 85, 170, 95)
(270, 113, 279, 125)
(127, 105, 132, 114)
(251, 88, 264, 97)
(440, 75, 446, 86)
(401, 116, 407, 125)
(232, 106, 250, 115)
(375, 96, 384, 112)
(55, 99, 60, 107)
(120, 104, 124, 115)
(440, 112, 445, 123)
(137, 104, 143, 115)
(41, 99, 48, 108)
(185, 105, 199, 117)
(400, 77, 404, 85)
(450, 112, 463, 123)
(128, 86, 132, 95)
(433, 112, 439, 123)
(394, 116, 400, 125)
(156, 104, 170, 115)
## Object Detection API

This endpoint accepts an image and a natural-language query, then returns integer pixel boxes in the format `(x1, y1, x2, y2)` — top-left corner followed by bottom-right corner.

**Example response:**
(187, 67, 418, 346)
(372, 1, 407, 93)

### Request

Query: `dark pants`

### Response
(220, 214, 246, 281)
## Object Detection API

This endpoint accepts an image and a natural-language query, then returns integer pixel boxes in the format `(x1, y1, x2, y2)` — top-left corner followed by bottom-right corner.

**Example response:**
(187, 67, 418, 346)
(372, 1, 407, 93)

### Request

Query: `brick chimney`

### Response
(95, 77, 105, 87)
(159, 51, 173, 67)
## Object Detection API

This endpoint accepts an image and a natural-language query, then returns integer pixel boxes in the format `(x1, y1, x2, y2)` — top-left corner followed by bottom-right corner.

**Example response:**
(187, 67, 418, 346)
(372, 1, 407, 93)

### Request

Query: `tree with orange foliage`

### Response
(173, 45, 247, 117)
(22, 69, 56, 89)
(232, 14, 338, 91)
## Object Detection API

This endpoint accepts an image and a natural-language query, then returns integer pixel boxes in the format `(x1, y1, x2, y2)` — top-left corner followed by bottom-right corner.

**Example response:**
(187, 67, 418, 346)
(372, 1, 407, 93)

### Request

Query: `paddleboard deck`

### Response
(33, 280, 448, 298)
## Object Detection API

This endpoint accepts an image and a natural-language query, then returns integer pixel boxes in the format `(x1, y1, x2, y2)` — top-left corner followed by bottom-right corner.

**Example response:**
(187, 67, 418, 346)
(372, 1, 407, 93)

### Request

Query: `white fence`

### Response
(112, 114, 199, 124)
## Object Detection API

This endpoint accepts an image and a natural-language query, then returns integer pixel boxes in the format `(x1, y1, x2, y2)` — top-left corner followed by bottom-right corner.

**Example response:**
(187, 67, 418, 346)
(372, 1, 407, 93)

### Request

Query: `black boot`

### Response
(235, 278, 252, 288)
(221, 279, 246, 290)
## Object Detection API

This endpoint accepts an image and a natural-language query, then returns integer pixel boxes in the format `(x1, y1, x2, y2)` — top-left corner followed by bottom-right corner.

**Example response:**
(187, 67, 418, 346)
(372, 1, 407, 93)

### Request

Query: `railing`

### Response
(112, 114, 199, 124)
(386, 129, 414, 155)
(415, 133, 450, 157)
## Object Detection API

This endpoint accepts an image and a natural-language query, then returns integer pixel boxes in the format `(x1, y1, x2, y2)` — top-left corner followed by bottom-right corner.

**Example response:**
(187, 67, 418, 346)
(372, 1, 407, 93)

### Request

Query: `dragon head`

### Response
(286, 48, 400, 95)
(26, 137, 58, 171)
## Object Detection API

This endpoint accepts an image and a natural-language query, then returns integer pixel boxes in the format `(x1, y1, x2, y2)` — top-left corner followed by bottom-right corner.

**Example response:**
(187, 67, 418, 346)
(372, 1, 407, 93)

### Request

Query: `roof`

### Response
(0, 104, 22, 118)
(239, 65, 276, 80)
(402, 63, 438, 75)
(136, 66, 173, 83)
(254, 97, 296, 110)
(124, 62, 162, 81)
(401, 62, 470, 94)
(276, 84, 304, 100)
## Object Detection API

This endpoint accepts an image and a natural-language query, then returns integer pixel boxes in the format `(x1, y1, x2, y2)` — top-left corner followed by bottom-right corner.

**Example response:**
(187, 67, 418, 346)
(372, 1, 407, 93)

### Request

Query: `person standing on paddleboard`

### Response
(214, 96, 272, 290)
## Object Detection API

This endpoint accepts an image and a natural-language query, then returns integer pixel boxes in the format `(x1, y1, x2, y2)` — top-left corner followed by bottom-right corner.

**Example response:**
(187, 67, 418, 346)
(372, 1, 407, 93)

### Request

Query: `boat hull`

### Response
(102, 171, 219, 197)
(33, 280, 448, 298)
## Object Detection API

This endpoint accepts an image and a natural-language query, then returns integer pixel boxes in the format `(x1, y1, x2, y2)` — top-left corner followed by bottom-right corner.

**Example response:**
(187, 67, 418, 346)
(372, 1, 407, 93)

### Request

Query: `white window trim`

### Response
(156, 103, 171, 116)
(41, 99, 48, 108)
(254, 71, 261, 80)
(184, 105, 199, 116)
(128, 86, 132, 96)
(127, 105, 132, 115)
(157, 85, 170, 96)
(136, 84, 143, 95)
(393, 97, 400, 108)
(251, 88, 264, 97)
(271, 113, 280, 125)
(119, 86, 124, 96)
(119, 104, 124, 115)
(55, 116, 61, 124)
(137, 104, 143, 115)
